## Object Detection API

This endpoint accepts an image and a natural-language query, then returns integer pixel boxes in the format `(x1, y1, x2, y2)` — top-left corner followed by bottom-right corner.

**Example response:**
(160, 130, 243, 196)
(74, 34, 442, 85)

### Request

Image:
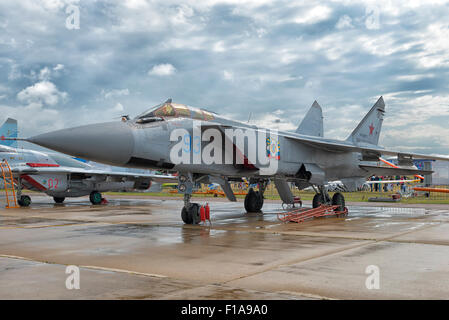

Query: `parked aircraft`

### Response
(0, 119, 174, 206)
(24, 97, 445, 223)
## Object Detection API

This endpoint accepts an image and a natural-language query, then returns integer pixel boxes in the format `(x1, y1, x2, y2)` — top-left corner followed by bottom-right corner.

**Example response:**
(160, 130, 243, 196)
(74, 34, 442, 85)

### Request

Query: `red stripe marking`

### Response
(22, 175, 47, 191)
(26, 163, 60, 167)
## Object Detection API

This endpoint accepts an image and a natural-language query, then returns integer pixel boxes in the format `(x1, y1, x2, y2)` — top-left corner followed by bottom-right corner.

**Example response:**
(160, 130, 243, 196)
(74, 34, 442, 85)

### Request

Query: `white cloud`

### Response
(102, 88, 130, 99)
(396, 74, 435, 81)
(223, 70, 234, 81)
(336, 15, 353, 29)
(253, 112, 297, 131)
(293, 5, 332, 24)
(53, 64, 64, 71)
(148, 63, 177, 76)
(0, 102, 63, 138)
(17, 81, 67, 106)
(113, 102, 124, 112)
(38, 67, 51, 80)
(213, 41, 225, 52)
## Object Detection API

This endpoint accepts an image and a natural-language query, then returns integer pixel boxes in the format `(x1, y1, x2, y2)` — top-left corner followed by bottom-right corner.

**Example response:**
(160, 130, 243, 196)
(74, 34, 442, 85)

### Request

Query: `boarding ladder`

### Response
(0, 159, 19, 208)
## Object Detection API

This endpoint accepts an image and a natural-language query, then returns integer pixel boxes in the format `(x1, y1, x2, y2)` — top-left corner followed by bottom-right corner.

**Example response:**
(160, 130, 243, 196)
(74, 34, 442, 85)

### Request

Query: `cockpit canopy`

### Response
(135, 99, 216, 124)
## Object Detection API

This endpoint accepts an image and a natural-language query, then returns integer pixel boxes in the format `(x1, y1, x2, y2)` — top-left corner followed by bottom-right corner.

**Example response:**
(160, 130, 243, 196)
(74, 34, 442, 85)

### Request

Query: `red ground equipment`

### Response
(277, 204, 348, 224)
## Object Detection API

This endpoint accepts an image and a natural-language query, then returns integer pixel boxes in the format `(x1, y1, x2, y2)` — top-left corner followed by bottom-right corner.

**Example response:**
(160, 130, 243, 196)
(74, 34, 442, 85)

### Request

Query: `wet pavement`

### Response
(0, 195, 448, 299)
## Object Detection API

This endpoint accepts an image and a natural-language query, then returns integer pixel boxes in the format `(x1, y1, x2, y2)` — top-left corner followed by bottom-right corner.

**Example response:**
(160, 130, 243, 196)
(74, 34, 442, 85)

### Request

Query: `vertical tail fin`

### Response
(296, 100, 324, 137)
(0, 118, 18, 148)
(346, 96, 385, 146)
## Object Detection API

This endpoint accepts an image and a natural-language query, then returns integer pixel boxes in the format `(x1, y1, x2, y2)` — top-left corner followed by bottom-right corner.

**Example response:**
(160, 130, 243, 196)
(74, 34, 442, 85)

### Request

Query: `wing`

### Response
(10, 165, 176, 183)
(359, 164, 432, 176)
(282, 132, 449, 161)
(200, 122, 449, 162)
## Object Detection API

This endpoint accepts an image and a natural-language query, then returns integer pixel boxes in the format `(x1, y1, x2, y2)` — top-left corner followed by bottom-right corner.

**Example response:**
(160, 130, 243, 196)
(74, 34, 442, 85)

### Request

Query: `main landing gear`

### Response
(89, 191, 102, 205)
(312, 185, 346, 214)
(244, 180, 267, 213)
(53, 197, 65, 204)
(18, 195, 31, 207)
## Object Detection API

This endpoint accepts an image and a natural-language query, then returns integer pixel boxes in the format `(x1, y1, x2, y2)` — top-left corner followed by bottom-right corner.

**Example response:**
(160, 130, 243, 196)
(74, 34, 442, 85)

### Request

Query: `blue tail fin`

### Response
(0, 118, 18, 148)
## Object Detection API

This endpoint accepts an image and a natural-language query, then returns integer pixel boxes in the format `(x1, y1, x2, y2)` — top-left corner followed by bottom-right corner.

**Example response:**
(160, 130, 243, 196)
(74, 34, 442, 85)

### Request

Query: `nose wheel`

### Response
(181, 201, 201, 224)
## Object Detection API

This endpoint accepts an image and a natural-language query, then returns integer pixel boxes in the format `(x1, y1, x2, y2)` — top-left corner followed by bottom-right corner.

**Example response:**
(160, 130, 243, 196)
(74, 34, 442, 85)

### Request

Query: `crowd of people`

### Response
(369, 175, 410, 193)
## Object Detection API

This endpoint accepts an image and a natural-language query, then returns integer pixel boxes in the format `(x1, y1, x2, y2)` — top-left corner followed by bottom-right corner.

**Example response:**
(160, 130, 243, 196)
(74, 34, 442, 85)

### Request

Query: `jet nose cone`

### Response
(28, 122, 134, 166)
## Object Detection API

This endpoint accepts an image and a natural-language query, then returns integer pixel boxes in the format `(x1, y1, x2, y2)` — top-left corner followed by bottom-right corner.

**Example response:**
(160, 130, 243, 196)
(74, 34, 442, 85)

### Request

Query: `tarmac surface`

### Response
(0, 194, 449, 299)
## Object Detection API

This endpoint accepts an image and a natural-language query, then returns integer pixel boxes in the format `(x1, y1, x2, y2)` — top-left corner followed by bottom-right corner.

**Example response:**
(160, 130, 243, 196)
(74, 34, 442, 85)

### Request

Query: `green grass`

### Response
(104, 190, 449, 204)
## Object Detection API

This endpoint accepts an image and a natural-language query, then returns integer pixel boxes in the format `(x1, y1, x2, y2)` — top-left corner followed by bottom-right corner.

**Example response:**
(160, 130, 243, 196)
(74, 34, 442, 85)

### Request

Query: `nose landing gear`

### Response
(178, 173, 202, 225)
(181, 194, 201, 224)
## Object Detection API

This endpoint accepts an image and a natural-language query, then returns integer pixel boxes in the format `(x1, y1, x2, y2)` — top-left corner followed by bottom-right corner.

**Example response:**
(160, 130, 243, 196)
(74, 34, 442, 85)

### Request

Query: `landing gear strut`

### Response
(312, 185, 331, 208)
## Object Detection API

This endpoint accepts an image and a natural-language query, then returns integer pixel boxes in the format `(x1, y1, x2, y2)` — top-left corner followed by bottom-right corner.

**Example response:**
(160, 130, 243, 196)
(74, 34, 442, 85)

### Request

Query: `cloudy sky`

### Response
(1, 0, 449, 154)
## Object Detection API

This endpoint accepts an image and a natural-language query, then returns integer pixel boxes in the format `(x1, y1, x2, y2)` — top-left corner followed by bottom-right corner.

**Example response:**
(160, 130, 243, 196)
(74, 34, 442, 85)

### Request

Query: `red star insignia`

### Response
(369, 123, 374, 135)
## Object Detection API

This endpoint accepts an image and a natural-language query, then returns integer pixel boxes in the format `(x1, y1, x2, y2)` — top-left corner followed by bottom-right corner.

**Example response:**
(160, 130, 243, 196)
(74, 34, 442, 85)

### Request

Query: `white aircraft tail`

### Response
(296, 101, 323, 137)
(346, 96, 385, 146)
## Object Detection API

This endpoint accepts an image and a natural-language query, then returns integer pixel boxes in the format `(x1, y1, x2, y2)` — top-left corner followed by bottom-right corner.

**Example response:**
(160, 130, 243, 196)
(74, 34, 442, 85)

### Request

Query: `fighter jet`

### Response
(24, 97, 446, 223)
(0, 119, 174, 206)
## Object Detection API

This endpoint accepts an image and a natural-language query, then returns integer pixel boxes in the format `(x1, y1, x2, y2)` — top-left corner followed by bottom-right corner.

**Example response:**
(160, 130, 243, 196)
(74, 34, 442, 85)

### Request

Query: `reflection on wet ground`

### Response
(0, 195, 448, 299)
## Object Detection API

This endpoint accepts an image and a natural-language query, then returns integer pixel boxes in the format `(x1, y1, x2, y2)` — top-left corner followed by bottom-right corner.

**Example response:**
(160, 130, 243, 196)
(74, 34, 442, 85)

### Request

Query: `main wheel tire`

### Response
(254, 191, 264, 211)
(89, 191, 102, 205)
(332, 192, 345, 213)
(53, 197, 65, 204)
(181, 206, 193, 224)
(312, 193, 325, 208)
(18, 195, 31, 207)
(181, 203, 201, 224)
(244, 188, 264, 212)
(190, 203, 200, 224)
